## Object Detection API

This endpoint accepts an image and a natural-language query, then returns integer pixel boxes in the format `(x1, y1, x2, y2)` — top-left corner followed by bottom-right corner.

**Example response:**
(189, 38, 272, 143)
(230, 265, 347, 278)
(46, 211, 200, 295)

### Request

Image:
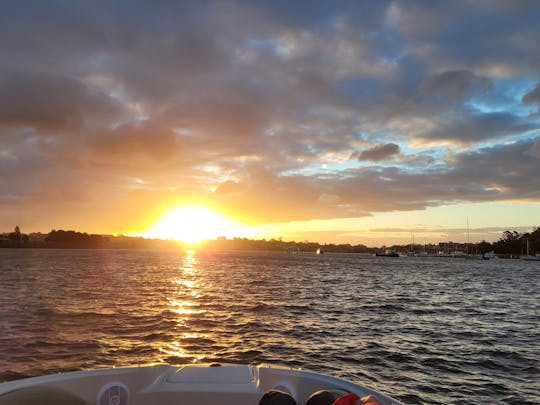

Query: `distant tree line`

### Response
(45, 229, 109, 248)
(204, 237, 371, 253)
(491, 227, 540, 255)
(0, 227, 178, 249)
(0, 226, 538, 255)
(469, 227, 540, 256)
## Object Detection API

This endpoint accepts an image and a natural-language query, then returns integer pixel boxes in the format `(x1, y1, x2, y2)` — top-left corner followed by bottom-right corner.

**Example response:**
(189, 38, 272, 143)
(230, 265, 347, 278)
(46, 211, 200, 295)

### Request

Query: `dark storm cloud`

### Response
(1, 0, 540, 229)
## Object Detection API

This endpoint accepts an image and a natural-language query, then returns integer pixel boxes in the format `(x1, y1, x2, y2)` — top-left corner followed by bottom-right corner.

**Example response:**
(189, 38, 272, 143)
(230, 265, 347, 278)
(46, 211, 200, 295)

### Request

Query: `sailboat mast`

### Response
(466, 217, 470, 255)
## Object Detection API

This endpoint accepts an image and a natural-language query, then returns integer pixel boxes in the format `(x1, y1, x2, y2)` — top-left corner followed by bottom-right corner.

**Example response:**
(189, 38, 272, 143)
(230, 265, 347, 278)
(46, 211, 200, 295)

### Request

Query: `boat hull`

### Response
(0, 363, 403, 405)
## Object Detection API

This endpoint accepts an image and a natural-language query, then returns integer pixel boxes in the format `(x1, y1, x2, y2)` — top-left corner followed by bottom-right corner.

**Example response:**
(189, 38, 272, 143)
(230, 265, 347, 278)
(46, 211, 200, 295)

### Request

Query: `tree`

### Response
(492, 227, 540, 255)
(476, 240, 493, 254)
(8, 226, 22, 242)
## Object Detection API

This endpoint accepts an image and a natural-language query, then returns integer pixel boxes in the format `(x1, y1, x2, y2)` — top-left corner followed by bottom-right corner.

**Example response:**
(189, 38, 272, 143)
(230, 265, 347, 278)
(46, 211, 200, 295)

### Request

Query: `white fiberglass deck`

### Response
(0, 363, 403, 405)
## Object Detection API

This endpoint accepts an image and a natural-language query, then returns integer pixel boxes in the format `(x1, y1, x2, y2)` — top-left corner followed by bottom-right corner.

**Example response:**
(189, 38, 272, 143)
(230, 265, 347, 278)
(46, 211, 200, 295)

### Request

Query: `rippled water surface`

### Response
(0, 249, 538, 404)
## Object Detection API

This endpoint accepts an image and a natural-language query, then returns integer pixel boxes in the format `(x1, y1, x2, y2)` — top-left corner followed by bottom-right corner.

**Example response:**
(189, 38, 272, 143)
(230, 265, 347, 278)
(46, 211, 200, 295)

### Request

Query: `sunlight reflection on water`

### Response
(163, 249, 206, 360)
(0, 249, 538, 404)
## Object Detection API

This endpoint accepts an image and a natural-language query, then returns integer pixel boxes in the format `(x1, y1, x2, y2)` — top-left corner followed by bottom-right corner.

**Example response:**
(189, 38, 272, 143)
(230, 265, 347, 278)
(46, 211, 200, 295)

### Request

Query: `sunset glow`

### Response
(1, 1, 540, 244)
(140, 205, 252, 244)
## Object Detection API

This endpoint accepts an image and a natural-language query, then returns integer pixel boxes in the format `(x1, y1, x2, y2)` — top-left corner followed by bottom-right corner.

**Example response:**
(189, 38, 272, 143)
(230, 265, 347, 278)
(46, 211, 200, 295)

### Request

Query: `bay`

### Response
(0, 249, 538, 404)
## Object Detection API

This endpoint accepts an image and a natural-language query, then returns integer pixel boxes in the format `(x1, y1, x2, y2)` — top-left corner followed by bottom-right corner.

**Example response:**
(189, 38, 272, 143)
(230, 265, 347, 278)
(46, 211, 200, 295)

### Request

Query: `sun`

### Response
(140, 205, 251, 244)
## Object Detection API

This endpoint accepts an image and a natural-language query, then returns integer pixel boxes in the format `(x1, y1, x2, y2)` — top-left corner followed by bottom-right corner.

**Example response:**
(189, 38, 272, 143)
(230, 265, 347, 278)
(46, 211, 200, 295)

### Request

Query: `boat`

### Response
(413, 252, 429, 258)
(316, 248, 324, 254)
(0, 363, 403, 405)
(482, 251, 498, 260)
(375, 249, 399, 257)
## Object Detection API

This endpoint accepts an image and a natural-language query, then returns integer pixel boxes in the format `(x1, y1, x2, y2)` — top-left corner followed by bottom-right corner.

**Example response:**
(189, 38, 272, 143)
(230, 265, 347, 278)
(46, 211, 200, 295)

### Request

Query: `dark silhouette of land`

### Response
(1, 226, 539, 257)
(0, 227, 179, 250)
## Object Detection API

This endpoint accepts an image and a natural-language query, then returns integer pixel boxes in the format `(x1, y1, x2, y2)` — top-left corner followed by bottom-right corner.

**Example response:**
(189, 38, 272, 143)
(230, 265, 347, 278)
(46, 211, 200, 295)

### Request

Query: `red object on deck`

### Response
(332, 393, 360, 405)
(332, 393, 382, 405)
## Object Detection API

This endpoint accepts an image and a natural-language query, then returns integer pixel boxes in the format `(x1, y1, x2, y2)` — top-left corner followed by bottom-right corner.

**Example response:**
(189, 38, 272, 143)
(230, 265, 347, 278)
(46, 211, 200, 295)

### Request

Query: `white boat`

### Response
(482, 251, 498, 260)
(0, 363, 403, 405)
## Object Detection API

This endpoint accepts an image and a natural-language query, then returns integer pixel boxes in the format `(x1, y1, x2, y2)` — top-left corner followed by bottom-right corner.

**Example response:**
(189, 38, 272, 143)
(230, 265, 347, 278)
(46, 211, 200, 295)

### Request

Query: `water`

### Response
(0, 249, 538, 404)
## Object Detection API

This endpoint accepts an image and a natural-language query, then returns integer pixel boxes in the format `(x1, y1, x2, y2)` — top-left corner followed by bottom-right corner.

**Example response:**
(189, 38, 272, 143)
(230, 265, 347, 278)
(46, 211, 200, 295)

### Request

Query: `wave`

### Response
(1, 250, 538, 403)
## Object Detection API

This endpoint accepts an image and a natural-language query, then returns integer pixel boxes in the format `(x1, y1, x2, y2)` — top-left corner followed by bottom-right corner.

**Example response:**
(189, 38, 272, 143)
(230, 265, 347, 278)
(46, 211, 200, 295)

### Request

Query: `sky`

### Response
(1, 0, 540, 245)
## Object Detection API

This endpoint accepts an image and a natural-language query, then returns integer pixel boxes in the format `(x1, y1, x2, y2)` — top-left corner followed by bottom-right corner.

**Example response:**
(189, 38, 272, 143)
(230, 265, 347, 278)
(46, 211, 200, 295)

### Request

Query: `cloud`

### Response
(227, 138, 540, 223)
(421, 70, 492, 102)
(527, 137, 540, 158)
(416, 112, 536, 143)
(1, 0, 540, 234)
(353, 143, 400, 161)
(0, 69, 122, 132)
(214, 180, 243, 195)
(522, 83, 540, 104)
(386, 1, 454, 39)
(91, 121, 183, 161)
